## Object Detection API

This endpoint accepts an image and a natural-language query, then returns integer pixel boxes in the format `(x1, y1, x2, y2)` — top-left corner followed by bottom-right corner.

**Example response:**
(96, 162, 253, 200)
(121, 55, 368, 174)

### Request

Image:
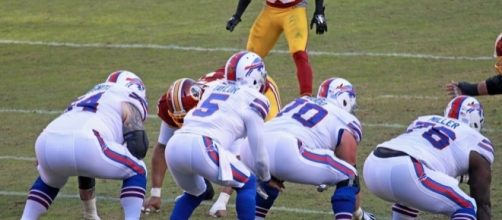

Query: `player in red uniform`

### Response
(226, 0, 327, 96)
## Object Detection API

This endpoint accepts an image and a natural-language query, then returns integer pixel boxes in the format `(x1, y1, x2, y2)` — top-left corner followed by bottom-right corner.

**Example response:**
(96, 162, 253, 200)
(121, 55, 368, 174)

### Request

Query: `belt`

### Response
(373, 147, 409, 158)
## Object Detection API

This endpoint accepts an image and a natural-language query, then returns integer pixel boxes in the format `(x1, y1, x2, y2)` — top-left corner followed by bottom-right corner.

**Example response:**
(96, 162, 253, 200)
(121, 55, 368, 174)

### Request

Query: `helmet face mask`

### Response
(317, 77, 357, 113)
(166, 78, 203, 125)
(224, 51, 267, 93)
(444, 95, 484, 132)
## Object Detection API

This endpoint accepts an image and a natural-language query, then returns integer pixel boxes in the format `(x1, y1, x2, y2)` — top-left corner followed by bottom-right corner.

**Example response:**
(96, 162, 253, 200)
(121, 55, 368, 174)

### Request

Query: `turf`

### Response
(1, 0, 501, 219)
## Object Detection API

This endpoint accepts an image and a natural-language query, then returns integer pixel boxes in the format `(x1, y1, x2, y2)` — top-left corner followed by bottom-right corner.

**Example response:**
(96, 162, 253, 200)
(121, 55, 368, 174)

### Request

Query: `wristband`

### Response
(150, 187, 161, 197)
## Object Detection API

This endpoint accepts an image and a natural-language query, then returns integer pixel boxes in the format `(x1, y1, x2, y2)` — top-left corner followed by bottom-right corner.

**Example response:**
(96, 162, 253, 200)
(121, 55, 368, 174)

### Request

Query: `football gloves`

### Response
(310, 6, 328, 34)
(226, 15, 241, 32)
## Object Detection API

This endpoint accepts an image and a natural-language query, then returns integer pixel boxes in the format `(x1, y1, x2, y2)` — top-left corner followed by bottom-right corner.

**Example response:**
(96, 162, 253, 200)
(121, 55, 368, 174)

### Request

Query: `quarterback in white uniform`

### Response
(364, 95, 492, 219)
(21, 71, 149, 220)
(165, 51, 272, 220)
(240, 77, 371, 220)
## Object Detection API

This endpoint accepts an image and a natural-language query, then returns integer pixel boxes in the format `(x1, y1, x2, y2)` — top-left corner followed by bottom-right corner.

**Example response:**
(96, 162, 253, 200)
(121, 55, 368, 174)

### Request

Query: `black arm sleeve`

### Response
(124, 130, 149, 160)
(314, 0, 325, 14)
(485, 74, 502, 95)
(234, 0, 251, 18)
(457, 82, 479, 96)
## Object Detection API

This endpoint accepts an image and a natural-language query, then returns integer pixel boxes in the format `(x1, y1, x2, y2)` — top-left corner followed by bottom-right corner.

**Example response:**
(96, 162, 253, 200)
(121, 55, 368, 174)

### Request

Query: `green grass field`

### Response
(1, 0, 501, 219)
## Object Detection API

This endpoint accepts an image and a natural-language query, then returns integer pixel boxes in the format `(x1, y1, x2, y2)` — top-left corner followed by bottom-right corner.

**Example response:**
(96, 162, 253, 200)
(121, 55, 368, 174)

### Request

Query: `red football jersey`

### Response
(265, 0, 303, 8)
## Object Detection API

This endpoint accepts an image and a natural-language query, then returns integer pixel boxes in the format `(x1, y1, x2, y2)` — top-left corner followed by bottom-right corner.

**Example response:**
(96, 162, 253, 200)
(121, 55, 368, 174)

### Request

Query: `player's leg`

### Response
(166, 134, 218, 219)
(78, 176, 100, 220)
(364, 151, 476, 219)
(75, 130, 147, 219)
(282, 7, 313, 96)
(246, 5, 282, 58)
(21, 133, 69, 219)
(391, 203, 420, 220)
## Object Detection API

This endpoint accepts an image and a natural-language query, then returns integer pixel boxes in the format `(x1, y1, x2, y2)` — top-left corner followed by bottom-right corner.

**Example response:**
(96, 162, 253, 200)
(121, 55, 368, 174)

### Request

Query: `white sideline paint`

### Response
(0, 39, 493, 61)
(0, 190, 332, 215)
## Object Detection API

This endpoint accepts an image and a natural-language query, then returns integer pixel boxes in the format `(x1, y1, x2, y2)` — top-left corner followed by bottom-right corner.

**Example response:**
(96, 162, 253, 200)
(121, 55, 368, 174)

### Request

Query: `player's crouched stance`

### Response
(239, 78, 372, 219)
(364, 96, 492, 219)
(165, 51, 273, 220)
(21, 71, 149, 220)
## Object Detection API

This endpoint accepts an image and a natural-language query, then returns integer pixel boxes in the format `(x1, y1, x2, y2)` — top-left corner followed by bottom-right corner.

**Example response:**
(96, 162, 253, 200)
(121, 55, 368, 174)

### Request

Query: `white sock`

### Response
(120, 197, 143, 220)
(21, 200, 47, 220)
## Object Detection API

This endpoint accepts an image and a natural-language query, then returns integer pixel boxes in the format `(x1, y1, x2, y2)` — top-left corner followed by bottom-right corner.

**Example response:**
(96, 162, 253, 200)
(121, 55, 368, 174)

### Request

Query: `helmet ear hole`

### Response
(343, 100, 347, 107)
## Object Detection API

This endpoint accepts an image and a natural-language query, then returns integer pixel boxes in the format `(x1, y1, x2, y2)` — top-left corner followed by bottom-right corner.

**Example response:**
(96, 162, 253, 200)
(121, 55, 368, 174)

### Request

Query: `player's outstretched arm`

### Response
(122, 102, 149, 160)
(310, 0, 327, 34)
(226, 0, 251, 32)
(242, 109, 270, 182)
(468, 151, 492, 220)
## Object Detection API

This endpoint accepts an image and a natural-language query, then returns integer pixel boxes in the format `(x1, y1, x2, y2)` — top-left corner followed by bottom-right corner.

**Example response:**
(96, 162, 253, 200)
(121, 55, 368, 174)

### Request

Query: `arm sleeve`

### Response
(485, 74, 502, 95)
(157, 121, 176, 146)
(233, 0, 252, 18)
(242, 108, 271, 182)
(314, 0, 325, 14)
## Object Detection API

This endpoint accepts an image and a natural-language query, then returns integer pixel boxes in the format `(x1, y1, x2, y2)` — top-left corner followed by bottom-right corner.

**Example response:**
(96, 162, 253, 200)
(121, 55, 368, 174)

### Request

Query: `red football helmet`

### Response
(494, 32, 502, 74)
(166, 78, 203, 125)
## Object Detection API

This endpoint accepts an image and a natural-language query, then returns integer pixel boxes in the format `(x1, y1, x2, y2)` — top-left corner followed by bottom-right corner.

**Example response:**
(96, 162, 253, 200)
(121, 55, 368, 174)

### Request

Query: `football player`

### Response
(165, 51, 279, 219)
(142, 63, 281, 214)
(21, 71, 149, 220)
(76, 70, 147, 220)
(238, 77, 373, 219)
(226, 0, 327, 96)
(363, 96, 492, 219)
(446, 32, 502, 97)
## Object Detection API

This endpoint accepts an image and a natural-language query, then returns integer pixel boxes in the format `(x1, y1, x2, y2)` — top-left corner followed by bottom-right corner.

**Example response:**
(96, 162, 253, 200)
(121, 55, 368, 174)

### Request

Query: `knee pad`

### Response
(78, 176, 95, 190)
(331, 185, 357, 214)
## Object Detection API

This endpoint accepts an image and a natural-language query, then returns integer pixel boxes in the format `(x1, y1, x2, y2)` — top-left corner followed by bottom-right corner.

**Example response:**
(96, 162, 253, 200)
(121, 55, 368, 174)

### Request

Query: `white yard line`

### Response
(0, 39, 492, 61)
(0, 190, 332, 215)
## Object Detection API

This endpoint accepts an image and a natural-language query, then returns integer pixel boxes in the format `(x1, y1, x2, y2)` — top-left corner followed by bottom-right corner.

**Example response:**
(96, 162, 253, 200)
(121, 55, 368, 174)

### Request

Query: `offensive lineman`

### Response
(21, 71, 149, 220)
(239, 77, 373, 219)
(364, 95, 492, 219)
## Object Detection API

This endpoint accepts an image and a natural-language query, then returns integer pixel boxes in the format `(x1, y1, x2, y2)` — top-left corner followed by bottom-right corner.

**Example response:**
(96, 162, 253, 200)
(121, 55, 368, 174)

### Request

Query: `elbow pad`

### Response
(124, 130, 149, 160)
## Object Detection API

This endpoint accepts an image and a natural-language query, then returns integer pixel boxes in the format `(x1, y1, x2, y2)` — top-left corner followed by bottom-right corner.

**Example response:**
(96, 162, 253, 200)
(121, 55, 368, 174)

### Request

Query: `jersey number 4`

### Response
(66, 92, 104, 113)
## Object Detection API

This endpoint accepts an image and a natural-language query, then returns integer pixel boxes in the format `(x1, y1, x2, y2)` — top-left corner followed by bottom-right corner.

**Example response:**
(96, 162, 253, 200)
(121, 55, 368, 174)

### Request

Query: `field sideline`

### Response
(1, 0, 501, 219)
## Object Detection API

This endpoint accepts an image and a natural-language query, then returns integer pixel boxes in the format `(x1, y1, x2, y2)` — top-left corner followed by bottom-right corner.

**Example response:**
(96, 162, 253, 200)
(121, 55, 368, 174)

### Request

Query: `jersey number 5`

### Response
(192, 93, 230, 117)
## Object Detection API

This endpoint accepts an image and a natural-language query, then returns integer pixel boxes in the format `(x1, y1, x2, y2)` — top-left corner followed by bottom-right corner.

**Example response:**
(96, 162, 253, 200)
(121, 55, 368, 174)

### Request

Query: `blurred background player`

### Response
(141, 57, 281, 214)
(363, 96, 492, 219)
(446, 32, 502, 97)
(226, 0, 327, 96)
(164, 51, 277, 220)
(239, 77, 374, 220)
(21, 71, 149, 220)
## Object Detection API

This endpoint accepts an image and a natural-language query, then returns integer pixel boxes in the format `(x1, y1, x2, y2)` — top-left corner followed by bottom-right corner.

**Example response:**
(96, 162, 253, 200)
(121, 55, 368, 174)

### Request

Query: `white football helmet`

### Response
(224, 51, 267, 93)
(106, 70, 147, 103)
(444, 95, 484, 132)
(317, 77, 356, 113)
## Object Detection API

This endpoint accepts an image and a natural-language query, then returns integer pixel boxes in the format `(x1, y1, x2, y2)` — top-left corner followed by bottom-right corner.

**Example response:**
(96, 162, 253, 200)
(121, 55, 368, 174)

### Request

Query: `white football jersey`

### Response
(178, 82, 270, 149)
(44, 83, 148, 143)
(264, 97, 362, 151)
(378, 115, 494, 177)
